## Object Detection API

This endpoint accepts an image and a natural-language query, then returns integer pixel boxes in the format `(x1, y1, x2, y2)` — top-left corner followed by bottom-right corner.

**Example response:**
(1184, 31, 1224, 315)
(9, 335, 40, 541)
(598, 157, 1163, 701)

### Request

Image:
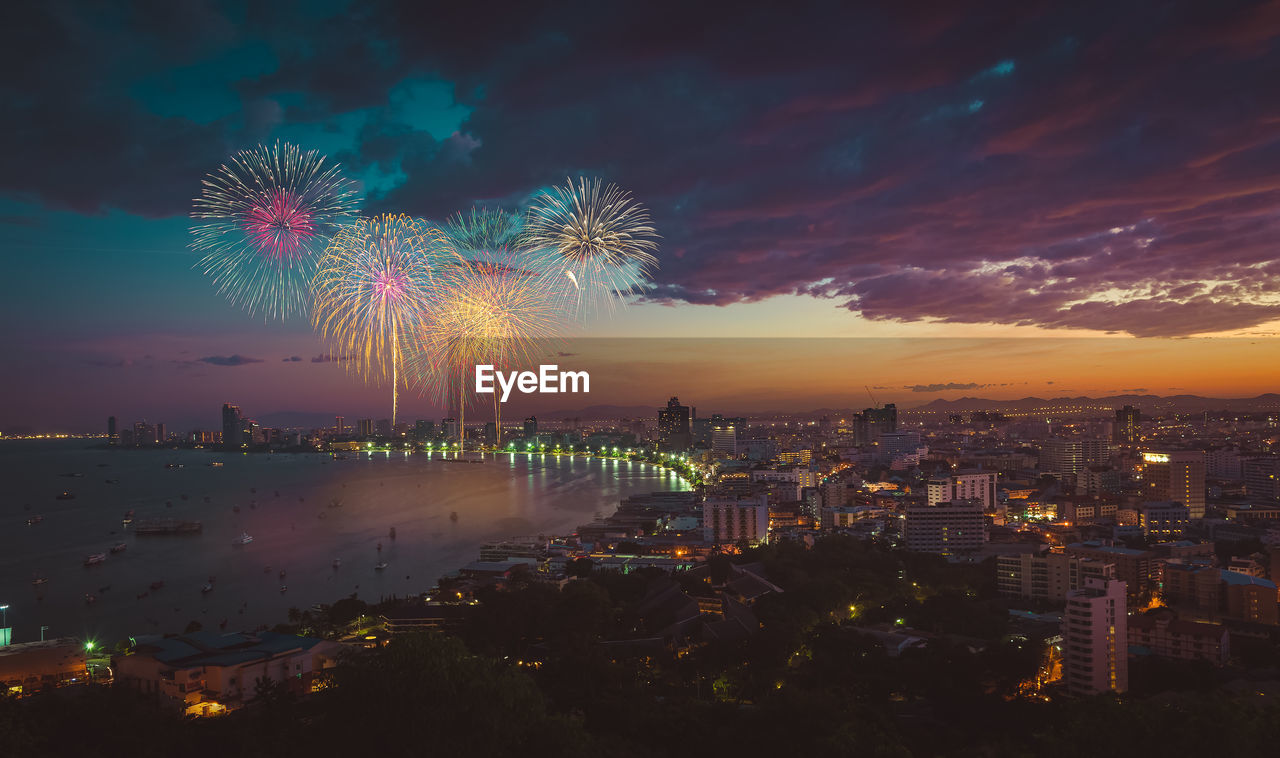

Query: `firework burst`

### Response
(406, 248, 565, 448)
(191, 141, 360, 320)
(311, 214, 451, 425)
(521, 177, 660, 317)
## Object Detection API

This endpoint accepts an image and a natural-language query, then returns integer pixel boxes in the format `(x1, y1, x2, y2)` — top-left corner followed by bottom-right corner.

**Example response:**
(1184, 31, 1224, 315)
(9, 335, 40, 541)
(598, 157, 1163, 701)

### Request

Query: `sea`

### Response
(1, 440, 687, 646)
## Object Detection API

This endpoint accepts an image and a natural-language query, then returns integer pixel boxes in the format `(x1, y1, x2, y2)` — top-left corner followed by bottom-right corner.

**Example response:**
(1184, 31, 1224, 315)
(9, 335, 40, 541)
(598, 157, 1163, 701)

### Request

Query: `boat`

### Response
(32, 576, 47, 586)
(232, 532, 253, 546)
(110, 543, 127, 553)
(375, 562, 388, 571)
(26, 515, 43, 525)
(209, 461, 224, 467)
(164, 463, 183, 469)
(56, 491, 75, 500)
(84, 593, 97, 604)
(279, 585, 287, 593)
(201, 583, 213, 594)
(134, 519, 202, 535)
(122, 517, 133, 526)
(150, 580, 165, 590)
(83, 553, 106, 566)
(332, 558, 341, 569)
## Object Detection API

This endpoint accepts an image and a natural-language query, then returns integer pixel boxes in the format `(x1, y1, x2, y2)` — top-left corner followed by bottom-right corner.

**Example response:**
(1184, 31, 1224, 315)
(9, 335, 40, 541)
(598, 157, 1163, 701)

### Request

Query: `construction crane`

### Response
(865, 386, 880, 409)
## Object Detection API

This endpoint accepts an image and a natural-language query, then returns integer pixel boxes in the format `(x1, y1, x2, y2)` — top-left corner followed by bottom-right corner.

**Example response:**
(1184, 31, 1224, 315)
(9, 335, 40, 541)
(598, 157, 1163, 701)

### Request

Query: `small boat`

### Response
(279, 585, 288, 593)
(449, 511, 459, 523)
(84, 593, 97, 604)
(164, 463, 183, 469)
(84, 553, 106, 566)
(332, 558, 342, 569)
(209, 462, 223, 467)
(375, 562, 388, 571)
(26, 515, 43, 525)
(150, 580, 165, 590)
(56, 491, 75, 500)
(110, 543, 127, 553)
(232, 532, 253, 546)
(32, 576, 47, 586)
(122, 517, 133, 526)
(201, 583, 213, 594)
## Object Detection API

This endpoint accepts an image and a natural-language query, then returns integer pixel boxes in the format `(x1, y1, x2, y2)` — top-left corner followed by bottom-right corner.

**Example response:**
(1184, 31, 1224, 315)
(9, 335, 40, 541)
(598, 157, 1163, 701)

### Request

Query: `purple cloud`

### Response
(199, 355, 264, 367)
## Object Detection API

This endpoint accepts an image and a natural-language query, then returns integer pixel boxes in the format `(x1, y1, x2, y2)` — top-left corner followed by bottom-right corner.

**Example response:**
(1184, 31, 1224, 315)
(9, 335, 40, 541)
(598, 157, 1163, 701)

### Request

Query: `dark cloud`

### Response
(282, 356, 303, 362)
(907, 382, 992, 393)
(199, 354, 263, 367)
(311, 353, 350, 363)
(6, 0, 1280, 334)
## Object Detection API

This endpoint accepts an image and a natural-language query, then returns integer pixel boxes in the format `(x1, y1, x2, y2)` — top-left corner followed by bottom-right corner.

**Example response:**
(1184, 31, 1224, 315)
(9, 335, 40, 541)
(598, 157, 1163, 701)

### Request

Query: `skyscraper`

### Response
(658, 397, 691, 451)
(155, 423, 166, 444)
(523, 416, 538, 438)
(859, 403, 897, 442)
(711, 424, 737, 457)
(357, 419, 373, 437)
(335, 416, 345, 435)
(107, 416, 117, 443)
(1114, 405, 1141, 444)
(1244, 456, 1280, 501)
(221, 404, 243, 448)
(1063, 577, 1128, 696)
(1142, 450, 1207, 519)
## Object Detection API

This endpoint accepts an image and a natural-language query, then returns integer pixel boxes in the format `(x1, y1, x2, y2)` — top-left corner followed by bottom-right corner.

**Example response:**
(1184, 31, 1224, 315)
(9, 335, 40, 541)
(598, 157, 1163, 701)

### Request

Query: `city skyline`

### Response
(4, 1, 1280, 428)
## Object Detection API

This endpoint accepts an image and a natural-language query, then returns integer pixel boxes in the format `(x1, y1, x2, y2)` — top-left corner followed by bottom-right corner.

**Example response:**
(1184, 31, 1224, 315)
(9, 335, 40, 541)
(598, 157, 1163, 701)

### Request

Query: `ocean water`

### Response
(1, 440, 686, 645)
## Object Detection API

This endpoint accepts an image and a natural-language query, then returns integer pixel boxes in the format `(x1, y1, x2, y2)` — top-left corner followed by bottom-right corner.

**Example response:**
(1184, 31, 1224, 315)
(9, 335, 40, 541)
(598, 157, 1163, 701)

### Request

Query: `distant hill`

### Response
(910, 393, 1280, 413)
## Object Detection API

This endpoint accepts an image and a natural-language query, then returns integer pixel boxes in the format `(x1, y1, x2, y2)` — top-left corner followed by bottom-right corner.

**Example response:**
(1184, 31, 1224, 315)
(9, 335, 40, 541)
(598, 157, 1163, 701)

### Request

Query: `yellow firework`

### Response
(311, 214, 453, 425)
(406, 249, 565, 447)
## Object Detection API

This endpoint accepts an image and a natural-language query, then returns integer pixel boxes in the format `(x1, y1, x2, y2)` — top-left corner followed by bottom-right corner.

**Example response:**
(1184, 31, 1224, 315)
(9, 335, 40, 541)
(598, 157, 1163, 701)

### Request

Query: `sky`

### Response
(2, 0, 1280, 432)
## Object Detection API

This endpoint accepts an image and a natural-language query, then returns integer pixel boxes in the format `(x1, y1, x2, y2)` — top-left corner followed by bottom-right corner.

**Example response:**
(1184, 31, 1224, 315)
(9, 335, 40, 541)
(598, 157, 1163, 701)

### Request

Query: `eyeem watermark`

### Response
(475, 365, 590, 403)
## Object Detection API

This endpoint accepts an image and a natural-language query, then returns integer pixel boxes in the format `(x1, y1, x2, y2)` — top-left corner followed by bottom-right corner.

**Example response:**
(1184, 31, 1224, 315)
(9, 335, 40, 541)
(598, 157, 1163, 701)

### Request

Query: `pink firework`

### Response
(241, 188, 318, 262)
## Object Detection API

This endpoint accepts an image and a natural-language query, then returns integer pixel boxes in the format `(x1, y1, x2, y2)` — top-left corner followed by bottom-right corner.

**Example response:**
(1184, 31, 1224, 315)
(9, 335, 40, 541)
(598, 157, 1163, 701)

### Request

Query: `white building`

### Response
(996, 552, 1115, 602)
(711, 425, 738, 457)
(703, 494, 770, 546)
(927, 471, 998, 511)
(903, 499, 986, 555)
(1063, 577, 1128, 696)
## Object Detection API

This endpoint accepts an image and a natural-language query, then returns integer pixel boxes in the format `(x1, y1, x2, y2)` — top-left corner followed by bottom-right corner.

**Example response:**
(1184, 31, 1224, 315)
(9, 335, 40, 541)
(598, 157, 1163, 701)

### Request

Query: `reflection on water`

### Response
(2, 441, 686, 645)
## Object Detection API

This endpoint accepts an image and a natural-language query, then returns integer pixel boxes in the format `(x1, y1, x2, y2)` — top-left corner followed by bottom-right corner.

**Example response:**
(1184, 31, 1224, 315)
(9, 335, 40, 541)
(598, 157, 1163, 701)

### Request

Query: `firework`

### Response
(311, 214, 451, 425)
(191, 141, 360, 320)
(443, 207, 524, 252)
(406, 248, 565, 449)
(521, 177, 660, 317)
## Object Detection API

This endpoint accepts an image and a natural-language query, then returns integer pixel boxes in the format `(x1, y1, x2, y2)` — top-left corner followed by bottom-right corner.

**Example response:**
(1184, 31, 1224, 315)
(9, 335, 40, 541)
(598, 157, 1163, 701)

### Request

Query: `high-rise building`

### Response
(996, 552, 1115, 603)
(107, 416, 117, 443)
(1244, 456, 1280, 501)
(133, 421, 155, 446)
(1082, 439, 1113, 466)
(711, 424, 737, 457)
(903, 499, 986, 555)
(1141, 450, 1206, 519)
(414, 419, 434, 442)
(1063, 577, 1128, 696)
(483, 422, 497, 446)
(442, 418, 459, 442)
(155, 423, 166, 444)
(859, 403, 897, 442)
(1114, 405, 1141, 444)
(375, 419, 391, 438)
(335, 416, 345, 435)
(703, 494, 770, 545)
(523, 416, 537, 438)
(658, 397, 692, 451)
(927, 471, 998, 511)
(356, 419, 374, 437)
(1039, 438, 1084, 477)
(221, 404, 243, 449)
(1136, 501, 1190, 538)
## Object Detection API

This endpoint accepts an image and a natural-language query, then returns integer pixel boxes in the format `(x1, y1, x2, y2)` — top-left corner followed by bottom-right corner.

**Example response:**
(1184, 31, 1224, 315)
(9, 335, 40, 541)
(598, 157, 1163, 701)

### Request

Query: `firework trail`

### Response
(311, 214, 451, 426)
(520, 177, 659, 318)
(191, 141, 360, 320)
(405, 244, 565, 450)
